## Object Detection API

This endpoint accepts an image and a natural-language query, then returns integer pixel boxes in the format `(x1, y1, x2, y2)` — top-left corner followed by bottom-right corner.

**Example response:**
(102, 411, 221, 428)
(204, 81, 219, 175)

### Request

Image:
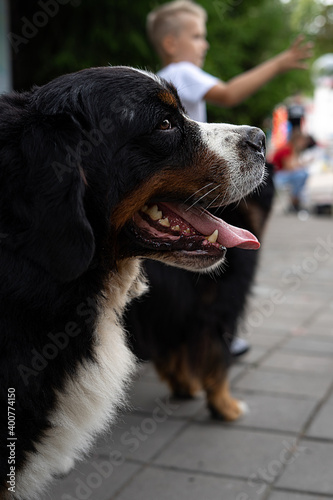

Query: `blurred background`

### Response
(2, 0, 333, 204)
(1, 0, 332, 129)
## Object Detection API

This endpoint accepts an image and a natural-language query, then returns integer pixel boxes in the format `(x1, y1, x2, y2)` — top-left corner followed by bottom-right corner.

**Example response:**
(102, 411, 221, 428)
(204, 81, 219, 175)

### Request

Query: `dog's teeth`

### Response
(171, 225, 180, 231)
(206, 229, 218, 243)
(141, 205, 149, 213)
(159, 217, 170, 227)
(185, 228, 191, 234)
(146, 204, 162, 221)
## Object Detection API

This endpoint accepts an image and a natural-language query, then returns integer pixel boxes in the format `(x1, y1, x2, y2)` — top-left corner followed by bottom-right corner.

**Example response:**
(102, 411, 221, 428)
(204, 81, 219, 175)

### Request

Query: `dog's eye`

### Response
(158, 119, 172, 131)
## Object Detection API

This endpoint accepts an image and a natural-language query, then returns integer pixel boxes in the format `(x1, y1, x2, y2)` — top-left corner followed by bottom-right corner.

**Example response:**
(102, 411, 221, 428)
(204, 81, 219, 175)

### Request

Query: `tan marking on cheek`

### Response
(111, 149, 232, 231)
(158, 90, 178, 108)
(112, 170, 201, 231)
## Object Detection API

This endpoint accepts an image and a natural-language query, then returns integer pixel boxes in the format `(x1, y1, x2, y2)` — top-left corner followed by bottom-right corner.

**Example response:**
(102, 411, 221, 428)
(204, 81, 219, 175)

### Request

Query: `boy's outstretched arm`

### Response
(205, 36, 313, 108)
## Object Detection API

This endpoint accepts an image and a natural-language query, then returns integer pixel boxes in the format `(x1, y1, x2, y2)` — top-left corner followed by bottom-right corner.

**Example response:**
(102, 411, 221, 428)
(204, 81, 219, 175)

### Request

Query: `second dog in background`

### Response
(126, 165, 274, 421)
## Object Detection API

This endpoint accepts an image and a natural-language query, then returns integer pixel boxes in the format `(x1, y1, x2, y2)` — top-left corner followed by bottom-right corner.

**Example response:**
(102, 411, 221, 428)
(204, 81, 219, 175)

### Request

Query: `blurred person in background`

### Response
(146, 0, 313, 356)
(272, 130, 310, 212)
(147, 0, 313, 124)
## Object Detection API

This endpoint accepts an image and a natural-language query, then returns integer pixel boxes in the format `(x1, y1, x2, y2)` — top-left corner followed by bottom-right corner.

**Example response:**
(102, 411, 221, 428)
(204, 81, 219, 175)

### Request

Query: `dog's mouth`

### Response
(125, 201, 259, 271)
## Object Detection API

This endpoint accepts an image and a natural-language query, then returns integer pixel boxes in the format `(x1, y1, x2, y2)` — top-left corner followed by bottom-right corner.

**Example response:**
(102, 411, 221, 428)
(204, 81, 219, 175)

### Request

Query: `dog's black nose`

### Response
(239, 125, 266, 155)
(241, 126, 266, 155)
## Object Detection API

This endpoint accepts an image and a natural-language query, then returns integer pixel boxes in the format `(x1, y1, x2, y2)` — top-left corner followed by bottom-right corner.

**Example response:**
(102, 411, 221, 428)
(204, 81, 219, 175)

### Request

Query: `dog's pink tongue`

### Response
(164, 203, 260, 250)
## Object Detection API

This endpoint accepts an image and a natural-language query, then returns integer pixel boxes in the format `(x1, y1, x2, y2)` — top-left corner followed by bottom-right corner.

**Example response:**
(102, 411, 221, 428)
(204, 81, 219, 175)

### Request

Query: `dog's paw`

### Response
(208, 398, 248, 421)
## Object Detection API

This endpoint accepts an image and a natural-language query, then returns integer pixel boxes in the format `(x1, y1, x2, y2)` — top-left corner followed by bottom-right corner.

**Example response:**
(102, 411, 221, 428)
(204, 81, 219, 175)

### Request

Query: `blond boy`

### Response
(147, 0, 313, 122)
(147, 0, 312, 356)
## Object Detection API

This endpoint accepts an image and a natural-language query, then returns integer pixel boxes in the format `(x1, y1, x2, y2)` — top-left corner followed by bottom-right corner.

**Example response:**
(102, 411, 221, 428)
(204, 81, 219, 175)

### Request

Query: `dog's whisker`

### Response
(183, 182, 214, 206)
(205, 193, 223, 211)
(230, 177, 243, 198)
(212, 190, 228, 213)
(185, 184, 220, 212)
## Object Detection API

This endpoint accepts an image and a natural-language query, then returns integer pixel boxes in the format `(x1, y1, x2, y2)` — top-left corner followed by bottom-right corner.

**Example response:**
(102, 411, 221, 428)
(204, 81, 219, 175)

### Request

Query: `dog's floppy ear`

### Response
(19, 113, 95, 283)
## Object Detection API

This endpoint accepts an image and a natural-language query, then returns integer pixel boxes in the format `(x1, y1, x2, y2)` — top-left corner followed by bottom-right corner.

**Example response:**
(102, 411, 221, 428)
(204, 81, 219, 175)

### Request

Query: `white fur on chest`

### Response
(14, 259, 146, 500)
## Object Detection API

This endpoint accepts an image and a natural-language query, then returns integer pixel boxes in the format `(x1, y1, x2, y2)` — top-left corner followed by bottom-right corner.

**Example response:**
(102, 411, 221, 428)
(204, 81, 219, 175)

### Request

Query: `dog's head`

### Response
(0, 67, 266, 282)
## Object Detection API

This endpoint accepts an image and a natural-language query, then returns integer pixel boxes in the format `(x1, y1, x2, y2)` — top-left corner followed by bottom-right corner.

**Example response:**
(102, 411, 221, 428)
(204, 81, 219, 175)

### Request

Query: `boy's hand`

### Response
(278, 35, 314, 72)
(205, 35, 314, 107)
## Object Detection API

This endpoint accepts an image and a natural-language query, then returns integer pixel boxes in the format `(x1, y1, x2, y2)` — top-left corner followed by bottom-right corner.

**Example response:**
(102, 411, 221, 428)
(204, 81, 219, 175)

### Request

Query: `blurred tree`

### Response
(202, 0, 314, 126)
(10, 0, 156, 89)
(9, 0, 158, 89)
(8, 0, 326, 127)
(289, 0, 333, 60)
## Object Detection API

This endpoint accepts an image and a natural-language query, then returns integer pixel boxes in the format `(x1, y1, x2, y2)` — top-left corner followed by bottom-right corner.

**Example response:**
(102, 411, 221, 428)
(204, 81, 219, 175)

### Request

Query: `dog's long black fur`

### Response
(0, 66, 266, 499)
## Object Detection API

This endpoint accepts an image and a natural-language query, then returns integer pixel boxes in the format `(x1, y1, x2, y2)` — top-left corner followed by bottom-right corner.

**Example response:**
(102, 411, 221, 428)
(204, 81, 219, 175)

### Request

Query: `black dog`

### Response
(0, 66, 265, 499)
(126, 165, 274, 421)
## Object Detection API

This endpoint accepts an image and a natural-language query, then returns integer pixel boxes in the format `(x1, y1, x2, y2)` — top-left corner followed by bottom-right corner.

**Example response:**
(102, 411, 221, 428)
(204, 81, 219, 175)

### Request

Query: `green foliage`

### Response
(310, 4, 333, 60)
(10, 0, 157, 88)
(201, 0, 314, 127)
(8, 0, 331, 126)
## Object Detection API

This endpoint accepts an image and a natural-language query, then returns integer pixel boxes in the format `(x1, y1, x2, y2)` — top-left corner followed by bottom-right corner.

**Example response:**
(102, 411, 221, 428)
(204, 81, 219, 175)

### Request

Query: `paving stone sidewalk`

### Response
(43, 204, 333, 500)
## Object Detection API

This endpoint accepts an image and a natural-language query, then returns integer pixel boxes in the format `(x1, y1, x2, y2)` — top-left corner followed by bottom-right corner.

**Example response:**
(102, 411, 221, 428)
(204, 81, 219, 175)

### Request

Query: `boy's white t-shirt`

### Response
(158, 61, 219, 122)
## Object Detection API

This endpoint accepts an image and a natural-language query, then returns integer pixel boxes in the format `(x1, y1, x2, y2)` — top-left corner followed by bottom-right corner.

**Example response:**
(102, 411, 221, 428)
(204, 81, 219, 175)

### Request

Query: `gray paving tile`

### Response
(261, 351, 333, 374)
(304, 326, 333, 339)
(96, 413, 186, 462)
(237, 345, 268, 364)
(126, 379, 206, 418)
(154, 424, 292, 480)
(273, 292, 327, 309)
(245, 324, 290, 337)
(306, 400, 333, 440)
(234, 368, 332, 399)
(249, 332, 287, 348)
(265, 305, 318, 325)
(282, 337, 333, 356)
(311, 309, 333, 327)
(268, 491, 325, 500)
(276, 303, 320, 317)
(196, 392, 317, 434)
(287, 282, 333, 296)
(135, 361, 160, 382)
(247, 313, 305, 333)
(116, 467, 268, 500)
(325, 390, 333, 405)
(276, 439, 333, 495)
(40, 457, 140, 500)
(229, 363, 248, 383)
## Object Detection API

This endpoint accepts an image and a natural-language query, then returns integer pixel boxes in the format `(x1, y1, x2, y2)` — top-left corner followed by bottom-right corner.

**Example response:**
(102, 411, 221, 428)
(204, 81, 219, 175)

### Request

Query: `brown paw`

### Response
(208, 398, 248, 421)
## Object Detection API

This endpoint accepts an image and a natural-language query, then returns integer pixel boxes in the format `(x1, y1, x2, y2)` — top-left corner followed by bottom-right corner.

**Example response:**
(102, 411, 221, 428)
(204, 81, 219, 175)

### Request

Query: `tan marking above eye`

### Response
(157, 90, 178, 108)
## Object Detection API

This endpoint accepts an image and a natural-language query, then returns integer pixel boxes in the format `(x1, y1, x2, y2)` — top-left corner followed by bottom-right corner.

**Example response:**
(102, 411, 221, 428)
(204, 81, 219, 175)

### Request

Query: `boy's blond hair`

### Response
(147, 0, 207, 58)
